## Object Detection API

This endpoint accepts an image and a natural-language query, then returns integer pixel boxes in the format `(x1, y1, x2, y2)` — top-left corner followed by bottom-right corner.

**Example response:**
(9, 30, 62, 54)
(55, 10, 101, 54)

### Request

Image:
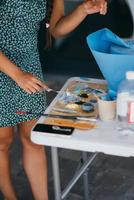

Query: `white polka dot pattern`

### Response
(0, 0, 47, 127)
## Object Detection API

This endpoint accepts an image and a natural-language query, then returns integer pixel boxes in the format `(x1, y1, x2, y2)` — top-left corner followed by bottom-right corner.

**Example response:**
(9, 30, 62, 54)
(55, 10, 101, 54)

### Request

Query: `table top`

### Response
(31, 77, 134, 158)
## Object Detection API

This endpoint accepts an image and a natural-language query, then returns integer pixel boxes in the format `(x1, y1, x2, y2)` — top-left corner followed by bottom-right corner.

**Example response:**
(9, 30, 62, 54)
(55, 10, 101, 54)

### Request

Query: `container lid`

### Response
(126, 71, 134, 80)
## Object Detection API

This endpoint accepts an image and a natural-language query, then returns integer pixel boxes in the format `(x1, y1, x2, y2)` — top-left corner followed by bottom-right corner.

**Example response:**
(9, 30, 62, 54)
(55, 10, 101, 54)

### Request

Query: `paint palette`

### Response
(44, 78, 107, 129)
(50, 78, 107, 118)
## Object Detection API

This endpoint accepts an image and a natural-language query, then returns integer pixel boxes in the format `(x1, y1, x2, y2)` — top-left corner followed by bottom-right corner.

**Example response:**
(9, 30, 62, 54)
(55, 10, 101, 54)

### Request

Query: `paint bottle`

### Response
(117, 71, 134, 133)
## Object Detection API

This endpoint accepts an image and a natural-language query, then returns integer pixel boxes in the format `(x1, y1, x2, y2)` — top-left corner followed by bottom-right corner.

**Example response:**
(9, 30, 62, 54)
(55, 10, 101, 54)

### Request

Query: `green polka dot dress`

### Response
(0, 0, 47, 127)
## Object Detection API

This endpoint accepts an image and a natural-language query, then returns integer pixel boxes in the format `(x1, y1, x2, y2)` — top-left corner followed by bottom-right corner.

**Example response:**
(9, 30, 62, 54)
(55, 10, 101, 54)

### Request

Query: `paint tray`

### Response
(44, 77, 107, 129)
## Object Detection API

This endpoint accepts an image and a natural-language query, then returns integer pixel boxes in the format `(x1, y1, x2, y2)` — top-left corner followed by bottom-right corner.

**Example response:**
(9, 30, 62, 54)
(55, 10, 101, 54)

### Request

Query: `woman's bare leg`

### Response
(0, 126, 17, 200)
(19, 119, 48, 200)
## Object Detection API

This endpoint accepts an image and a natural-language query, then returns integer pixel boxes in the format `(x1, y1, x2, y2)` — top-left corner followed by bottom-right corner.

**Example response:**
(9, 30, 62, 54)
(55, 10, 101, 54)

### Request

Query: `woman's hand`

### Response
(82, 0, 107, 16)
(14, 71, 48, 94)
(0, 52, 48, 94)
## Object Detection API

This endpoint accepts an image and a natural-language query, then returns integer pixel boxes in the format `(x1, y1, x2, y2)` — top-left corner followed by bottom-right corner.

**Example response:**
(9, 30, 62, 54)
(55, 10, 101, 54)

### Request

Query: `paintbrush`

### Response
(16, 111, 97, 122)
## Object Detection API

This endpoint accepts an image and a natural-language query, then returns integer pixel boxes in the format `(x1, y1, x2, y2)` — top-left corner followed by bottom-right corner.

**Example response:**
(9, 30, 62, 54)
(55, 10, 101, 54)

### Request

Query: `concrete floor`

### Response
(1, 74, 134, 200)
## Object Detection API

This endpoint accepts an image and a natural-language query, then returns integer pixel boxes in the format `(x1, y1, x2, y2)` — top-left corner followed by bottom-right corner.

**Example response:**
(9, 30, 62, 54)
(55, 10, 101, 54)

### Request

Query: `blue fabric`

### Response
(86, 28, 134, 93)
(110, 44, 134, 55)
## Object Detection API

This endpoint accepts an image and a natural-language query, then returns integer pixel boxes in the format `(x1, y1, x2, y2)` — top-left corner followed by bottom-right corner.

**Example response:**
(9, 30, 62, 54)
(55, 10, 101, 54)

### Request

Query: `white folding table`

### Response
(31, 77, 134, 200)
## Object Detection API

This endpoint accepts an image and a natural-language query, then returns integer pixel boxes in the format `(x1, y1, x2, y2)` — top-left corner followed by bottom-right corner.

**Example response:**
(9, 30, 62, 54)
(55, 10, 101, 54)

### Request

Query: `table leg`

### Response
(82, 152, 90, 200)
(51, 147, 61, 200)
(61, 152, 98, 199)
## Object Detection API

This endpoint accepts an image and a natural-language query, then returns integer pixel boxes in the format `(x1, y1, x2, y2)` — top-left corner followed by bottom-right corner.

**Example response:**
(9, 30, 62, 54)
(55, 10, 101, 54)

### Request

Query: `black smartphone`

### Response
(32, 123, 74, 136)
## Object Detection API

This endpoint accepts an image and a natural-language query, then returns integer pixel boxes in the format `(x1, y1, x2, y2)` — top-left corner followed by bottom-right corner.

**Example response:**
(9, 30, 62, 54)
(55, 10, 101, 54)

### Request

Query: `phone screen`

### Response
(33, 124, 74, 136)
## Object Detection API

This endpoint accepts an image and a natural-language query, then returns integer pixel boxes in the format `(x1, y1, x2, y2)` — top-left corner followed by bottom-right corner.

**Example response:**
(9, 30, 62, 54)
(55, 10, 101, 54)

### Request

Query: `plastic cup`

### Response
(98, 96, 116, 121)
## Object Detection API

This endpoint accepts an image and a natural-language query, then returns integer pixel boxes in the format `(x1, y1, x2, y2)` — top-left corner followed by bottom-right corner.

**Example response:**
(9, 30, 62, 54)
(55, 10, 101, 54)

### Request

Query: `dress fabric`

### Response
(0, 0, 47, 127)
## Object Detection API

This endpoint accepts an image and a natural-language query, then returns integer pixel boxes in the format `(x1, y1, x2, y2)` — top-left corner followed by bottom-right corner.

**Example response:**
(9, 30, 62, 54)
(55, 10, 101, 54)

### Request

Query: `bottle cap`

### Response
(126, 71, 134, 80)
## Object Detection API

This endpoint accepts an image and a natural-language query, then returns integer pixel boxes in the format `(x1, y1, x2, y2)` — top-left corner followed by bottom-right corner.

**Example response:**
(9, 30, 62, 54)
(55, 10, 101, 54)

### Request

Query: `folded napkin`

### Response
(86, 28, 134, 94)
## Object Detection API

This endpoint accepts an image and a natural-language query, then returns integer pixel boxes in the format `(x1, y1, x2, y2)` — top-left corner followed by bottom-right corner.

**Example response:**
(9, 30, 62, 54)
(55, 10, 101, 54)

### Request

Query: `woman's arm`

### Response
(49, 0, 107, 38)
(0, 52, 48, 94)
(0, 51, 22, 80)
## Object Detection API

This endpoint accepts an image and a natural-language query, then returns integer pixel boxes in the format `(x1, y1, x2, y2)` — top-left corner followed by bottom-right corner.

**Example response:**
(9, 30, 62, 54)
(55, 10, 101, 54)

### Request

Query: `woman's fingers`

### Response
(28, 82, 43, 92)
(83, 0, 107, 15)
(101, 2, 107, 15)
(98, 0, 107, 15)
(26, 80, 49, 94)
(26, 88, 33, 94)
(33, 78, 49, 90)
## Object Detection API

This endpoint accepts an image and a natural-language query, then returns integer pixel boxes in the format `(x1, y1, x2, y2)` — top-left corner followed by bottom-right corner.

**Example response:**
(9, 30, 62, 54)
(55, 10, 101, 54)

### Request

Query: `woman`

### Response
(0, 0, 107, 199)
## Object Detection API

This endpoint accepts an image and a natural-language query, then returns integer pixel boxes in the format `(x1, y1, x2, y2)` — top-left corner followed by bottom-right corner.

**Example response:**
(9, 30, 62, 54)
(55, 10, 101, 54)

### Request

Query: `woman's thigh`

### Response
(0, 126, 14, 150)
(18, 119, 39, 146)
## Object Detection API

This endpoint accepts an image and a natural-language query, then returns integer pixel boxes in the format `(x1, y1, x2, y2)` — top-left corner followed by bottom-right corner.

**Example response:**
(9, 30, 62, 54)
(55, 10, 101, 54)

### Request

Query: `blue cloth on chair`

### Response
(86, 28, 134, 94)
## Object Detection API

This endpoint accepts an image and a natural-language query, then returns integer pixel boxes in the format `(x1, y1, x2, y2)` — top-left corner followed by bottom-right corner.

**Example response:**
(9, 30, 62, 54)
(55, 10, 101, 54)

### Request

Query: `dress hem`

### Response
(0, 115, 40, 128)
